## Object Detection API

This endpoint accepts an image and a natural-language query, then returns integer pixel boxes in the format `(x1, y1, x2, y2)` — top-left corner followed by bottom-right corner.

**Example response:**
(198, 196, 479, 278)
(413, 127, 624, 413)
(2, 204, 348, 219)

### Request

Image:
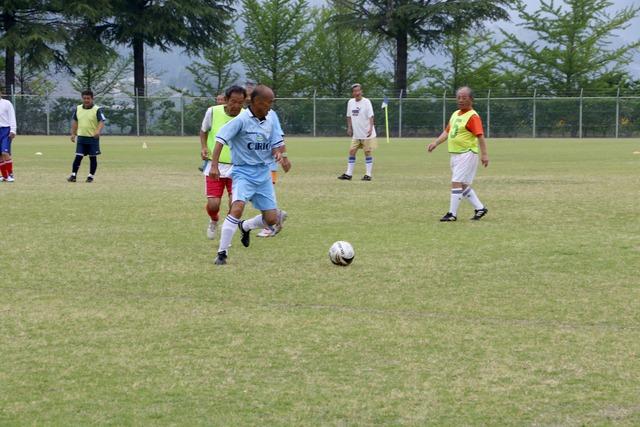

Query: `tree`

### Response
(240, 0, 309, 95)
(101, 0, 234, 132)
(69, 51, 133, 97)
(187, 35, 240, 97)
(0, 1, 66, 94)
(332, 0, 510, 96)
(413, 29, 505, 95)
(500, 0, 640, 94)
(300, 6, 380, 96)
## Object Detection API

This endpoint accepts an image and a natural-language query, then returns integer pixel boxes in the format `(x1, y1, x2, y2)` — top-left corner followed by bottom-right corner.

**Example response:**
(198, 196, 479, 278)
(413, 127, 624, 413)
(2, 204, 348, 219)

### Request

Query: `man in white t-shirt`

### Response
(338, 83, 377, 181)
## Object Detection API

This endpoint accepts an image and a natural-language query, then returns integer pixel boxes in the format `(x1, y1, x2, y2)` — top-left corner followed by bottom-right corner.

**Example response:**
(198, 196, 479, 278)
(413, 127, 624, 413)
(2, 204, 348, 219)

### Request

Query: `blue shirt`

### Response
(216, 107, 284, 167)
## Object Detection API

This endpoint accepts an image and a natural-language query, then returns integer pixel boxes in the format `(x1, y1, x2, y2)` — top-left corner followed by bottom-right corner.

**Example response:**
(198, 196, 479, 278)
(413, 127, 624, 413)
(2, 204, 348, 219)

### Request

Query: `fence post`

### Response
(486, 89, 491, 138)
(579, 88, 583, 138)
(46, 90, 50, 136)
(313, 89, 316, 138)
(136, 93, 140, 137)
(532, 88, 537, 138)
(180, 94, 184, 137)
(615, 87, 620, 139)
(442, 90, 446, 130)
(398, 89, 403, 138)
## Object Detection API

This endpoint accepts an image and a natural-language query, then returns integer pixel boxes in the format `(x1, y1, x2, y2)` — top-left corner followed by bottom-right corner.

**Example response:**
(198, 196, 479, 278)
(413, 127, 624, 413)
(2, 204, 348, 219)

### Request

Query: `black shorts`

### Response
(76, 136, 101, 156)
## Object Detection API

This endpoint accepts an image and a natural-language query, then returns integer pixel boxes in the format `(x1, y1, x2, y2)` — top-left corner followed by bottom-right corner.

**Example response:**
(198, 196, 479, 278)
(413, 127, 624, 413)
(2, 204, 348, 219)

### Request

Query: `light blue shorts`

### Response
(232, 165, 277, 211)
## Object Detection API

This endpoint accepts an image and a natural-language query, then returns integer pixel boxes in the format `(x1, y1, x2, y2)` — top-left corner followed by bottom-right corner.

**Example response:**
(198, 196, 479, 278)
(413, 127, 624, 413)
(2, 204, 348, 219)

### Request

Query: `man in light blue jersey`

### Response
(209, 85, 292, 265)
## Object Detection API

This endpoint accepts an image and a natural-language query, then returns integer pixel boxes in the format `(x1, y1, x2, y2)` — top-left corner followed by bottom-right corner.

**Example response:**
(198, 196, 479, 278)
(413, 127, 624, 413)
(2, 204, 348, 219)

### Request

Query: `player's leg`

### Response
(243, 177, 279, 238)
(441, 154, 464, 221)
(362, 139, 377, 180)
(338, 142, 359, 180)
(205, 176, 225, 239)
(0, 129, 11, 180)
(68, 138, 87, 182)
(215, 200, 246, 265)
(0, 152, 10, 181)
(86, 137, 100, 182)
(459, 154, 487, 220)
(258, 170, 280, 237)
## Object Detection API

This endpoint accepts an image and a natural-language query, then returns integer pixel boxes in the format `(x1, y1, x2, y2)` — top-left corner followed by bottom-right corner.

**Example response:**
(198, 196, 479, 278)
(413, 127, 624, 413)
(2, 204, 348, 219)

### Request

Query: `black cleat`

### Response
(440, 212, 457, 222)
(86, 176, 94, 183)
(214, 251, 227, 265)
(238, 221, 250, 247)
(361, 175, 372, 181)
(67, 175, 76, 182)
(198, 166, 204, 172)
(471, 207, 488, 220)
(337, 173, 352, 180)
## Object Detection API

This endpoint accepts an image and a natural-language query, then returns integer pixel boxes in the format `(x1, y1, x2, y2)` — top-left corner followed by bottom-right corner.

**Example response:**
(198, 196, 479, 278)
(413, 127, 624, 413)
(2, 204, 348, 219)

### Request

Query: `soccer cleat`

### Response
(238, 220, 251, 247)
(214, 250, 227, 265)
(86, 176, 94, 183)
(67, 174, 77, 182)
(0, 177, 4, 182)
(361, 175, 372, 181)
(5, 174, 14, 182)
(440, 212, 457, 222)
(337, 173, 352, 180)
(256, 228, 273, 238)
(471, 207, 488, 221)
(206, 219, 218, 240)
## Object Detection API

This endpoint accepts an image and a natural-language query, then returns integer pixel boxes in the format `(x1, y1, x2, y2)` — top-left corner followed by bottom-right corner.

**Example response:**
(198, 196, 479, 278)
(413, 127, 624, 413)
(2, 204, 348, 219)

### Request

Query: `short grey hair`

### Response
(456, 86, 474, 99)
(351, 83, 362, 90)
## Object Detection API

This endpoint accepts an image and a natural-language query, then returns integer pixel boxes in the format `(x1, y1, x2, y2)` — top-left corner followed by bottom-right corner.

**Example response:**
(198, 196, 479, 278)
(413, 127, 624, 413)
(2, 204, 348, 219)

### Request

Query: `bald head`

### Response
(456, 86, 473, 99)
(250, 84, 275, 118)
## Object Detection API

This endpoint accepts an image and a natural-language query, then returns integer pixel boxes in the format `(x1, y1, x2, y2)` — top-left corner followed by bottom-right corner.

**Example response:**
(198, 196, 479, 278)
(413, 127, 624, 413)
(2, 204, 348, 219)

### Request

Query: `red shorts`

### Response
(205, 176, 232, 198)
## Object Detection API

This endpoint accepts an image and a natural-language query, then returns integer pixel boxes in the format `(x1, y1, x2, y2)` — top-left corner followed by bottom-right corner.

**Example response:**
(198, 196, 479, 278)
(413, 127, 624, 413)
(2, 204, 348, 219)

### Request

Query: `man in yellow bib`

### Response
(200, 85, 246, 239)
(427, 86, 489, 221)
(68, 90, 105, 183)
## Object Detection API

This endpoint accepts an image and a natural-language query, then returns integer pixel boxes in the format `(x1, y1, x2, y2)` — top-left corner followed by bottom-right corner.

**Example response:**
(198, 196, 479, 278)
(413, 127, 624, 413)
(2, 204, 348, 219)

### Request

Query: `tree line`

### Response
(1, 0, 639, 101)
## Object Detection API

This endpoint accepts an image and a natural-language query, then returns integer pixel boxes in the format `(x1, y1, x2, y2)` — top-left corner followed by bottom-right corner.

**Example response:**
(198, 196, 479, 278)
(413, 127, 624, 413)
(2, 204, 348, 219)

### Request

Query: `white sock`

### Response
(346, 156, 355, 176)
(449, 188, 463, 216)
(462, 187, 484, 210)
(242, 214, 265, 231)
(218, 215, 240, 253)
(365, 156, 373, 176)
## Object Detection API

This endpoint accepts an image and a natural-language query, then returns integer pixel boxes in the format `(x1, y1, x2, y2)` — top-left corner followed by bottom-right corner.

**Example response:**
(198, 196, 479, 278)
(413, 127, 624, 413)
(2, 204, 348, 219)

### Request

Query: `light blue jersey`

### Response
(215, 107, 285, 210)
(216, 108, 284, 167)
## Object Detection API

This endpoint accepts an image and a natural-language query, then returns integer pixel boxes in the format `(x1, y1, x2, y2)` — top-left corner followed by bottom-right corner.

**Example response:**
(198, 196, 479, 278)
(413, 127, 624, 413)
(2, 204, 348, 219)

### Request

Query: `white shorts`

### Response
(450, 151, 479, 185)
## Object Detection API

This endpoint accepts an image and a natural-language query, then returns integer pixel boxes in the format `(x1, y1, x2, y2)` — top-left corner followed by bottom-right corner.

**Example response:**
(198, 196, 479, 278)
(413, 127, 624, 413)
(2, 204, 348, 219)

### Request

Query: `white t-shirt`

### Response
(346, 97, 375, 140)
(0, 99, 17, 134)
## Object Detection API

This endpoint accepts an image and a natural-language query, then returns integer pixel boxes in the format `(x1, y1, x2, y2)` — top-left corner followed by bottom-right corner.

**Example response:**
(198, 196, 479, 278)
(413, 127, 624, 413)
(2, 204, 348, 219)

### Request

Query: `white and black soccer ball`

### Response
(329, 241, 355, 266)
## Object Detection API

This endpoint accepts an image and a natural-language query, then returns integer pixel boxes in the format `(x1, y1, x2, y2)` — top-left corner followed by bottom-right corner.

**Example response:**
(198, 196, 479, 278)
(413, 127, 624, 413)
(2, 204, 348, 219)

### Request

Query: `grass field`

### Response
(1, 135, 640, 425)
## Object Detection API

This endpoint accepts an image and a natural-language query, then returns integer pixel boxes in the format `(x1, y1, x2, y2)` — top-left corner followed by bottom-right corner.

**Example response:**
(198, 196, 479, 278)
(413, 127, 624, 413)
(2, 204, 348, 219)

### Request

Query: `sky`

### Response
(141, 0, 640, 93)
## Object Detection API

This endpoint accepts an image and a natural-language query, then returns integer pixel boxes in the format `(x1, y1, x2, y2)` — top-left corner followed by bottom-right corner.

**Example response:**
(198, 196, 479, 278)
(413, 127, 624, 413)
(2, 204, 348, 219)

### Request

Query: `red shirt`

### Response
(445, 108, 484, 136)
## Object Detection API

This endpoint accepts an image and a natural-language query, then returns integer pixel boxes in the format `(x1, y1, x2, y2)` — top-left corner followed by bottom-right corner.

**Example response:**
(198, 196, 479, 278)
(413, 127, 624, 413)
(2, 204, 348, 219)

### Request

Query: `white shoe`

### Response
(256, 228, 273, 237)
(6, 175, 14, 182)
(0, 177, 4, 182)
(206, 219, 218, 239)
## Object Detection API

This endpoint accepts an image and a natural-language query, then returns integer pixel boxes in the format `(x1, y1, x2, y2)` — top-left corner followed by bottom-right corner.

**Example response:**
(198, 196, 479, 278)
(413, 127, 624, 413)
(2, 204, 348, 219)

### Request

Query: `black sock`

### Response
(89, 156, 97, 175)
(72, 155, 83, 174)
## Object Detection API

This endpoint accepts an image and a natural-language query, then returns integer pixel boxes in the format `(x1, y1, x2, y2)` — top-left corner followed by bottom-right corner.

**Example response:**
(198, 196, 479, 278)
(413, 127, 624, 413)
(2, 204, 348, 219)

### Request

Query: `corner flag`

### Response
(381, 96, 390, 143)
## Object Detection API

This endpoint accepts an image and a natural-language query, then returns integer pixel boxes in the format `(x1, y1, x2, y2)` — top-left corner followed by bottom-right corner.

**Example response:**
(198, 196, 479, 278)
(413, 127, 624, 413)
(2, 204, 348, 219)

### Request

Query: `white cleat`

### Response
(206, 219, 218, 240)
(256, 228, 273, 238)
(0, 176, 4, 182)
(6, 175, 14, 182)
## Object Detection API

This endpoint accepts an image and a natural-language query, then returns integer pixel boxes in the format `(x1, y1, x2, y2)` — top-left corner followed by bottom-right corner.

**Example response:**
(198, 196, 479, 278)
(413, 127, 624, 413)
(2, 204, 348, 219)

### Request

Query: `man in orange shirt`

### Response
(427, 86, 489, 221)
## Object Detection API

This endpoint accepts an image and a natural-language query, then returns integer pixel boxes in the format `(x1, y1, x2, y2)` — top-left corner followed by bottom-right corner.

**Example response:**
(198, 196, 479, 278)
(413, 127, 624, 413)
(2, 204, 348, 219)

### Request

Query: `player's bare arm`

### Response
(208, 142, 224, 180)
(273, 146, 291, 173)
(367, 117, 374, 138)
(93, 120, 104, 138)
(346, 117, 353, 137)
(199, 130, 209, 159)
(428, 130, 448, 152)
(478, 135, 489, 167)
(70, 120, 78, 142)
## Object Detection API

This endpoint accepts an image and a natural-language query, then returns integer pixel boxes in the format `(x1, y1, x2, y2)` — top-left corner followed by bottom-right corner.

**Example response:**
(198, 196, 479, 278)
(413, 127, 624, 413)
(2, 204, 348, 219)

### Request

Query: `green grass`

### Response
(1, 135, 640, 425)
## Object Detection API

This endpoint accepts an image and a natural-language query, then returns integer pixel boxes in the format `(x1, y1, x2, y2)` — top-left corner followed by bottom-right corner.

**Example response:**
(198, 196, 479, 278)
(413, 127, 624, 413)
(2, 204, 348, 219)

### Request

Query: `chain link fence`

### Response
(10, 92, 640, 138)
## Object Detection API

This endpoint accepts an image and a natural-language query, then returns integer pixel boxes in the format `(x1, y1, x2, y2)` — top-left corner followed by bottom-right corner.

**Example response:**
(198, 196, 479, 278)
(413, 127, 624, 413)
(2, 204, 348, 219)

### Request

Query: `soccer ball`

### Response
(329, 241, 355, 266)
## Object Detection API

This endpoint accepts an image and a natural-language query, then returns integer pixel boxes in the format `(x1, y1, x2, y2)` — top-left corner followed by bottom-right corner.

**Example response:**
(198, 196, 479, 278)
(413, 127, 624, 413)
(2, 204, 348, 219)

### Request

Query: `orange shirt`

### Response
(445, 108, 484, 136)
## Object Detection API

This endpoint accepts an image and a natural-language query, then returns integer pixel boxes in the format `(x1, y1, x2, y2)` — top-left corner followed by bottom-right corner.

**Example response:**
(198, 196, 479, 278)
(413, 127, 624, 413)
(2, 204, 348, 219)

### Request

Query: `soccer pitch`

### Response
(2, 135, 639, 425)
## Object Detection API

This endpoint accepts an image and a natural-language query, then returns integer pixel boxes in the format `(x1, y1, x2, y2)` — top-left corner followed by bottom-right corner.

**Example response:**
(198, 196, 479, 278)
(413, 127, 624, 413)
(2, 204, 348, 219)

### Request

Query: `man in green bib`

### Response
(68, 90, 105, 183)
(200, 85, 246, 239)
(427, 86, 489, 221)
